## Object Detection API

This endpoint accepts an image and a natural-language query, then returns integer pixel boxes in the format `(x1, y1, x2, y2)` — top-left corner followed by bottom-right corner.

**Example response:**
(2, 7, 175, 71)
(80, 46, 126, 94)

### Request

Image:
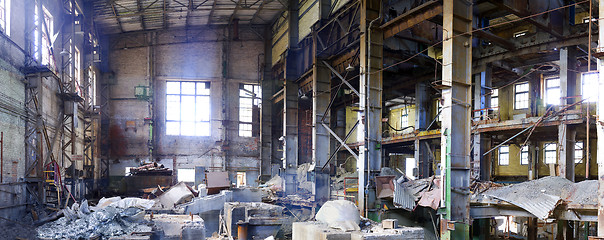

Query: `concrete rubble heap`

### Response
(37, 198, 155, 239)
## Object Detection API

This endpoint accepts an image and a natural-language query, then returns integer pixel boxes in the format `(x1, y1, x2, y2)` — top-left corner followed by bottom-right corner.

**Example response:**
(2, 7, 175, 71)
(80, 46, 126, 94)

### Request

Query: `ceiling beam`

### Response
(207, 0, 219, 24)
(474, 29, 516, 50)
(229, 0, 244, 24)
(186, 0, 193, 28)
(486, 0, 563, 39)
(137, 0, 146, 30)
(110, 0, 125, 33)
(163, 0, 168, 29)
(380, 0, 442, 39)
(250, 0, 271, 24)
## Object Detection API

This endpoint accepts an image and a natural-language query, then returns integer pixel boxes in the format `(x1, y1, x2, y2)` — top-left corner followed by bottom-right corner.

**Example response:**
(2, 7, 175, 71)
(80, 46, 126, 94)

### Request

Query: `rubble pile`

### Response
(129, 162, 172, 175)
(37, 198, 155, 239)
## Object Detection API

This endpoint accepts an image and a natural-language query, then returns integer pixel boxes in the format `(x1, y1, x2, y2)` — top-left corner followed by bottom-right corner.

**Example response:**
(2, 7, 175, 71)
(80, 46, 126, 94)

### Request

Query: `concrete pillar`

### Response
(282, 0, 299, 195)
(283, 80, 299, 195)
(558, 46, 577, 182)
(312, 32, 331, 204)
(440, 0, 472, 239)
(260, 29, 273, 182)
(597, 0, 604, 235)
(415, 81, 431, 179)
(358, 0, 383, 216)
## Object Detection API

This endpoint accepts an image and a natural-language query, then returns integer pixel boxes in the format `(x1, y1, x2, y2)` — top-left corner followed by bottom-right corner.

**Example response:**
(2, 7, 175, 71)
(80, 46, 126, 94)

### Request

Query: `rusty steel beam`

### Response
(380, 0, 442, 39)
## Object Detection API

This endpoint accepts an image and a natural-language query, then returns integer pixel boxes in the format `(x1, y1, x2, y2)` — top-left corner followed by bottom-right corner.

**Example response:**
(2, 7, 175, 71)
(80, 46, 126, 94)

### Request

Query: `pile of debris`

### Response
(129, 162, 172, 176)
(37, 198, 155, 239)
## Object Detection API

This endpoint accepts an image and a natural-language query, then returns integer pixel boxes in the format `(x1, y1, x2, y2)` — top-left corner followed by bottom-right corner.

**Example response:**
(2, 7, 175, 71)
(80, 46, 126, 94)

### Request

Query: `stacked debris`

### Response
(129, 162, 172, 176)
(393, 176, 441, 211)
(37, 197, 155, 239)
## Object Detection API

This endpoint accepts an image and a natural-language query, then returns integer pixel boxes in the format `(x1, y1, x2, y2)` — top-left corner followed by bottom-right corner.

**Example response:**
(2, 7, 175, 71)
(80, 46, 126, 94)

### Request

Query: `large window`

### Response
(74, 46, 81, 94)
(0, 0, 10, 36)
(499, 146, 510, 166)
(239, 84, 261, 137)
(177, 169, 195, 182)
(520, 145, 529, 165)
(34, 4, 54, 67)
(400, 107, 409, 128)
(544, 143, 557, 164)
(545, 77, 560, 105)
(582, 72, 598, 102)
(491, 89, 499, 109)
(166, 81, 211, 136)
(514, 82, 529, 109)
(575, 141, 584, 164)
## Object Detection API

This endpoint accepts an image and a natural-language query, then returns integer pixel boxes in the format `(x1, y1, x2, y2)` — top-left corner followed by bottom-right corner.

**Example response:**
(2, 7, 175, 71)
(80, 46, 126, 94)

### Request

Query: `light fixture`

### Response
(345, 64, 354, 72)
(60, 49, 70, 55)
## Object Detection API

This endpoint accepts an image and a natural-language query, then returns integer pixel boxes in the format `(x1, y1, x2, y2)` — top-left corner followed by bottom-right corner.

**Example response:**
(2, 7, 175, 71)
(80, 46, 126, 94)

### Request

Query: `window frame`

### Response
(545, 77, 560, 106)
(400, 107, 409, 129)
(544, 143, 557, 164)
(514, 82, 530, 109)
(575, 141, 584, 164)
(581, 72, 599, 102)
(520, 145, 529, 165)
(499, 146, 510, 166)
(177, 168, 196, 183)
(491, 89, 499, 109)
(238, 83, 261, 137)
(0, 0, 10, 36)
(39, 5, 53, 66)
(165, 81, 211, 137)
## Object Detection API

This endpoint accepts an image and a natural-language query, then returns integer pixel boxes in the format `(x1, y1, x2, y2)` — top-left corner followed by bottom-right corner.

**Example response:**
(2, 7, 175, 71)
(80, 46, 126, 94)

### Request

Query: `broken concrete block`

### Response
(154, 182, 194, 209)
(224, 202, 286, 239)
(145, 214, 205, 240)
(232, 188, 269, 202)
(292, 221, 351, 240)
(178, 190, 233, 214)
(381, 219, 398, 229)
(350, 227, 424, 240)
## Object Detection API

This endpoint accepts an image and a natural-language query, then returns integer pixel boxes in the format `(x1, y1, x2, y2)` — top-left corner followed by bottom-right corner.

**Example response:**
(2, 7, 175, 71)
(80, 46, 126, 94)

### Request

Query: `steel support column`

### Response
(358, 0, 382, 217)
(440, 0, 472, 239)
(558, 46, 577, 182)
(415, 81, 431, 178)
(597, 0, 604, 235)
(473, 66, 491, 181)
(283, 80, 299, 195)
(282, 0, 299, 195)
(312, 55, 330, 204)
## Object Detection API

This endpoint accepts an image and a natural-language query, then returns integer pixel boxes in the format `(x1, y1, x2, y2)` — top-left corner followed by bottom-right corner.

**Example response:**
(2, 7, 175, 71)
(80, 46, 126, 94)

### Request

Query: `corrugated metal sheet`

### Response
(393, 181, 416, 211)
(481, 176, 572, 219)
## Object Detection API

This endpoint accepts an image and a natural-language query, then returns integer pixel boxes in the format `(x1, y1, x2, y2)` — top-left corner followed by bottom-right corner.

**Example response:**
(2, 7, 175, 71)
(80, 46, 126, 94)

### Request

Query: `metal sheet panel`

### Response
(393, 181, 416, 211)
(298, 0, 319, 41)
(482, 176, 572, 219)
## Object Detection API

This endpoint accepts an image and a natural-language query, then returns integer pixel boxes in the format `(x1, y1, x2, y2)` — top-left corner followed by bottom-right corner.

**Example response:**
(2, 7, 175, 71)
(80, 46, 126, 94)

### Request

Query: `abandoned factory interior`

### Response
(4, 0, 604, 239)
